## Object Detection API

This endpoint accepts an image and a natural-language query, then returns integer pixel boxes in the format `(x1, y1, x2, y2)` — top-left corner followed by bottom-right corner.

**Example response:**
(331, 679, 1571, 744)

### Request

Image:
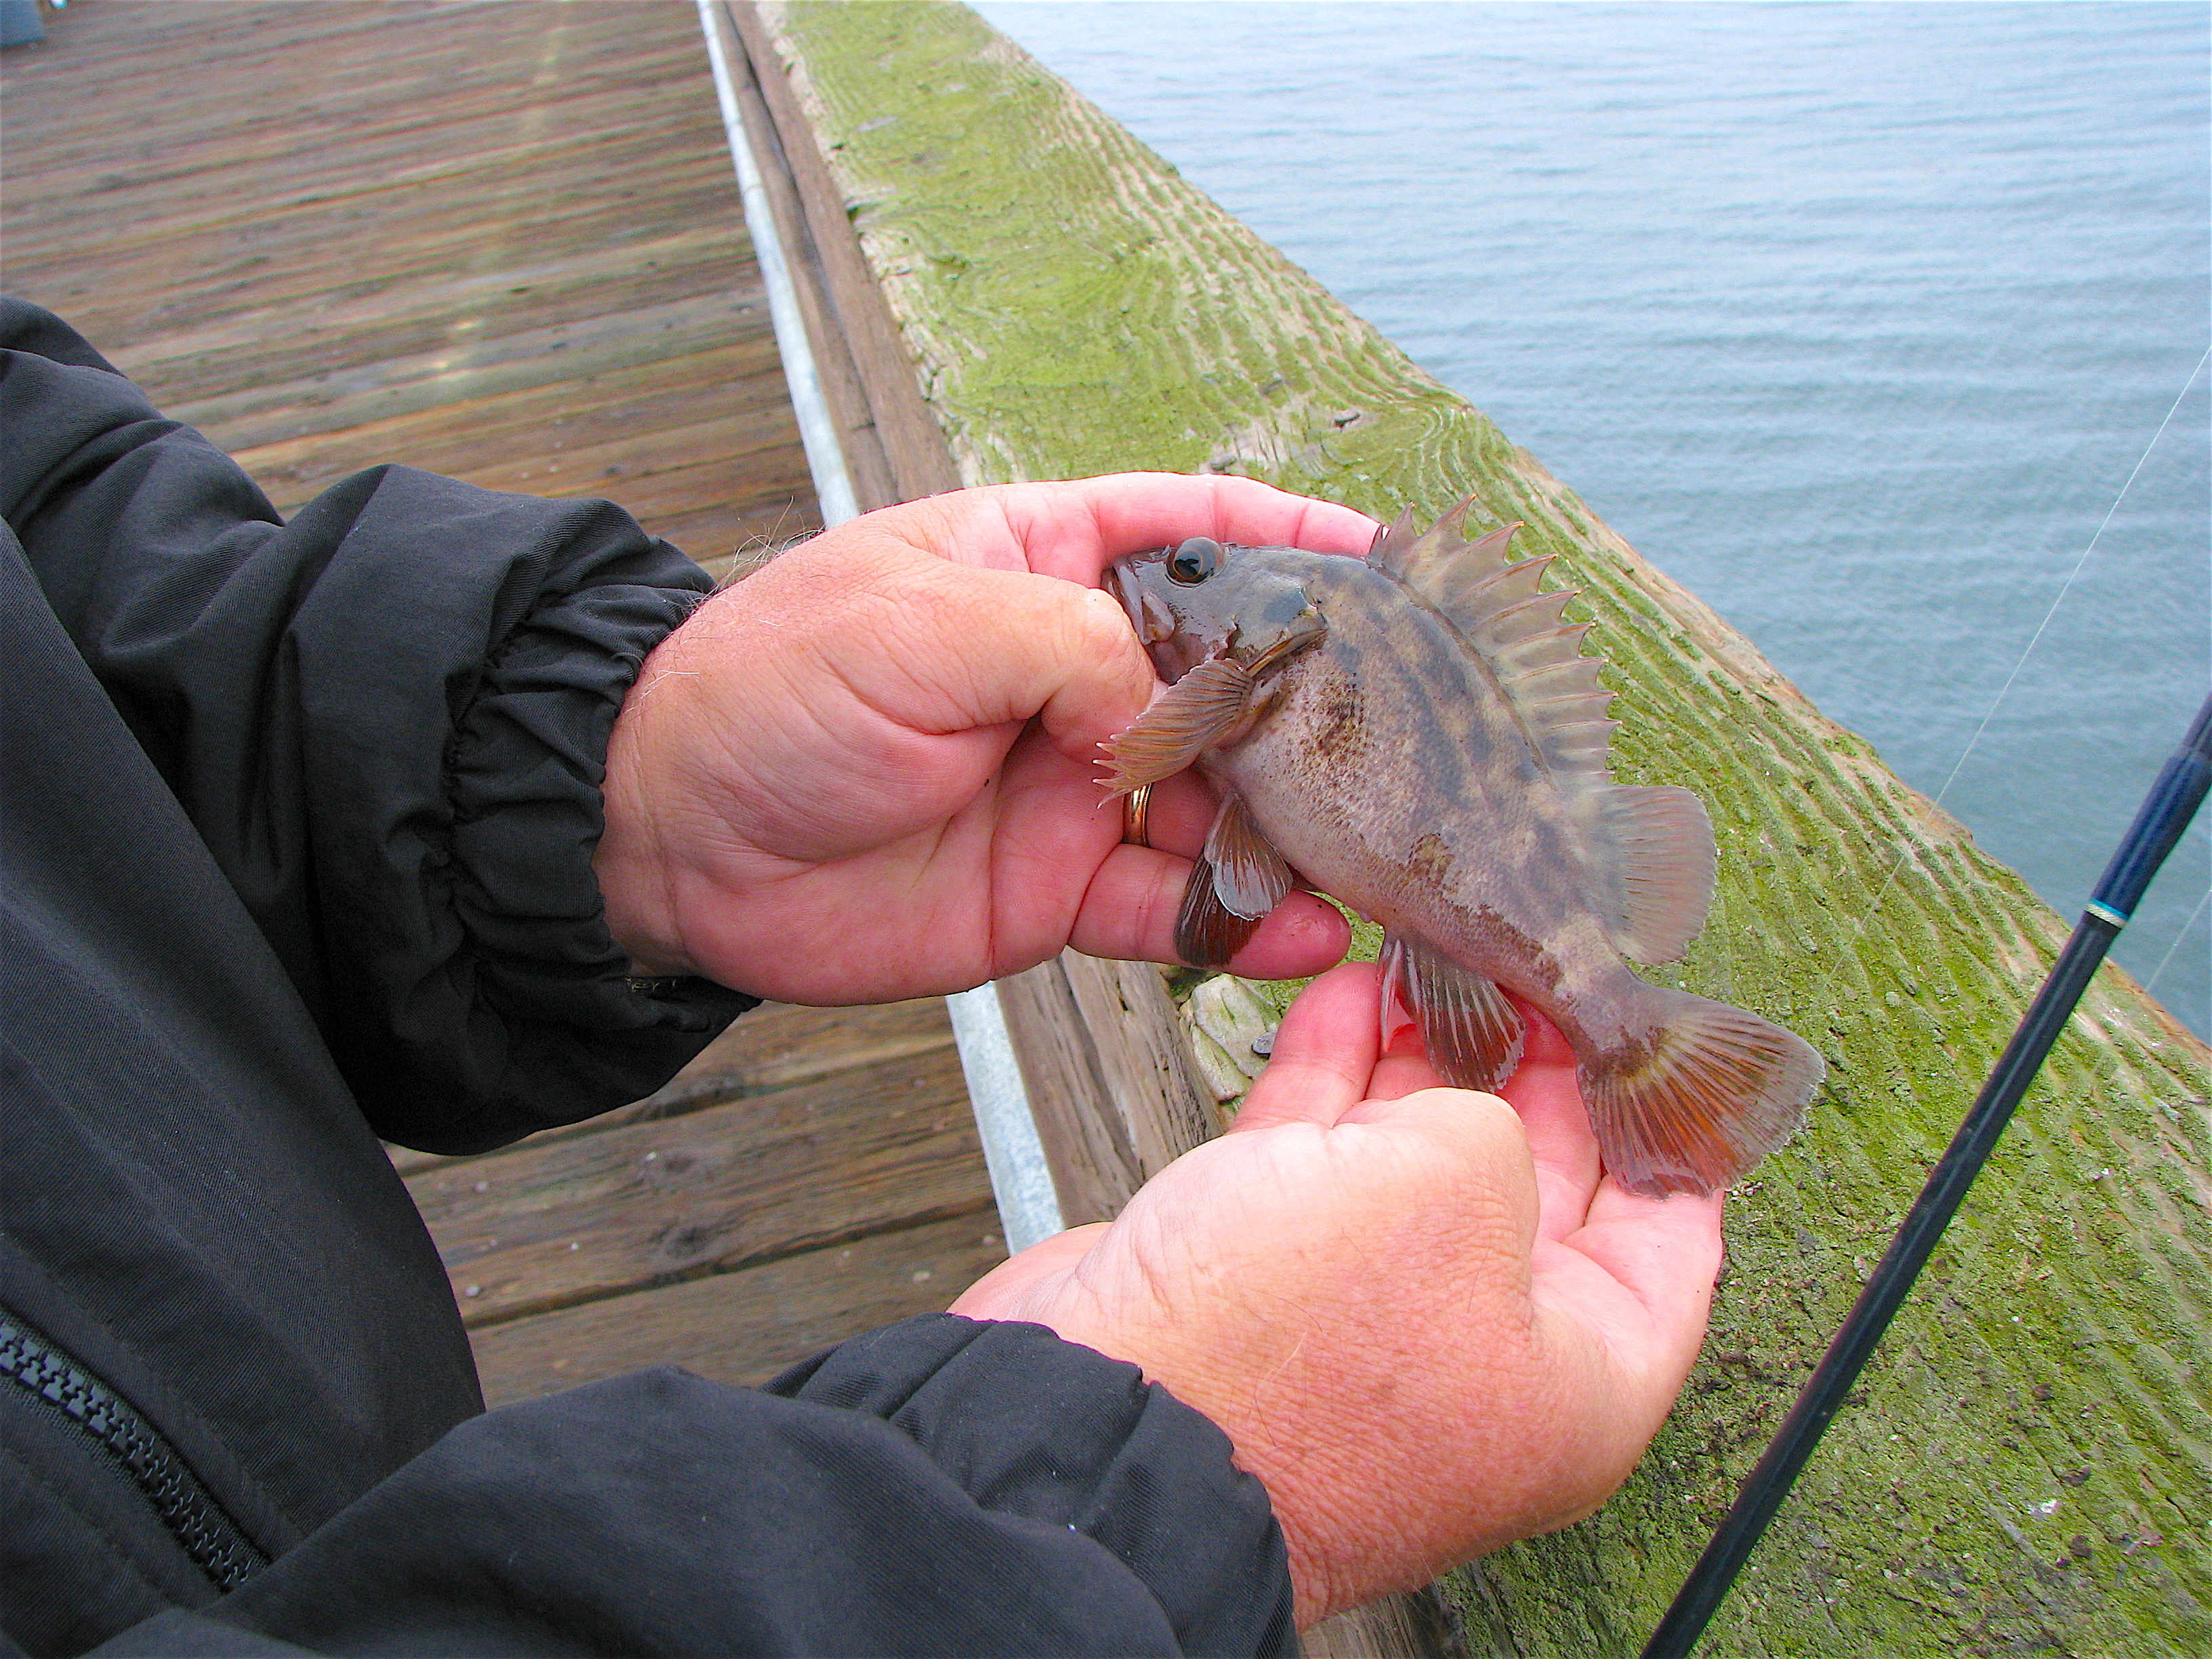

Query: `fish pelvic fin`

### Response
(1176, 856, 1263, 968)
(1582, 987, 1824, 1197)
(1591, 783, 1717, 962)
(1098, 657, 1255, 793)
(1205, 791, 1296, 919)
(1380, 931, 1525, 1092)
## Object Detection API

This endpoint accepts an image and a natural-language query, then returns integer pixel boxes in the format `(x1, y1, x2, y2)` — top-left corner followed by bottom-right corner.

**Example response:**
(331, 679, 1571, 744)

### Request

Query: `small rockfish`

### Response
(1102, 506, 1823, 1197)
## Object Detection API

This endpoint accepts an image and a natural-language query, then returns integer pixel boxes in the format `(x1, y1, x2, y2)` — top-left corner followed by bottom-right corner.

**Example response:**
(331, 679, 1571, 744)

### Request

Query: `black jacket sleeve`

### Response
(3, 301, 1298, 1658)
(0, 298, 752, 1151)
(86, 1319, 1296, 1659)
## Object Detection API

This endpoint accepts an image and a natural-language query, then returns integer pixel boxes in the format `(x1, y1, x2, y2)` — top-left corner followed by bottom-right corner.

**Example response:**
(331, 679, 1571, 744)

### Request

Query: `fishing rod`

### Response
(1641, 690, 2212, 1658)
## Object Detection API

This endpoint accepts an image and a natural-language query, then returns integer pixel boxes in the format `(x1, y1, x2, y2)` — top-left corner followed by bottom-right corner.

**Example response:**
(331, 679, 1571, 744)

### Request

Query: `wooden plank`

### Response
(230, 346, 796, 510)
(726, 0, 962, 506)
(1061, 955, 1222, 1180)
(639, 997, 960, 1112)
(994, 955, 1221, 1228)
(4, 0, 819, 571)
(409, 1046, 986, 1328)
(100, 272, 762, 407)
(157, 298, 769, 453)
(388, 997, 959, 1175)
(993, 957, 1146, 1227)
(11, 184, 758, 337)
(5, 26, 718, 186)
(470, 1213, 1008, 1408)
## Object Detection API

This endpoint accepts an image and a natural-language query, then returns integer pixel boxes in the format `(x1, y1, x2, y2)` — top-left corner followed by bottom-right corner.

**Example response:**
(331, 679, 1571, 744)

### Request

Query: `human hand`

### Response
(594, 474, 1376, 1003)
(949, 960, 1725, 1627)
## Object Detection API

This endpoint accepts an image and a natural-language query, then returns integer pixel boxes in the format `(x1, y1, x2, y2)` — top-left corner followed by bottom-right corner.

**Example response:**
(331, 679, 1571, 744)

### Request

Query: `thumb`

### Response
(949, 1223, 1109, 1322)
(1230, 962, 1385, 1133)
(800, 544, 1157, 752)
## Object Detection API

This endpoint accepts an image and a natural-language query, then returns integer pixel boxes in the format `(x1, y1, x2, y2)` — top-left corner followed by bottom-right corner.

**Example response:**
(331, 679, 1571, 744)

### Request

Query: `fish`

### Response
(1099, 505, 1824, 1197)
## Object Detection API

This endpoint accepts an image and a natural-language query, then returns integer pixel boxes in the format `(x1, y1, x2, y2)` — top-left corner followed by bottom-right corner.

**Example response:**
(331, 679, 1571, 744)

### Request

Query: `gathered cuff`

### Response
(769, 1314, 1298, 1658)
(396, 571, 755, 1152)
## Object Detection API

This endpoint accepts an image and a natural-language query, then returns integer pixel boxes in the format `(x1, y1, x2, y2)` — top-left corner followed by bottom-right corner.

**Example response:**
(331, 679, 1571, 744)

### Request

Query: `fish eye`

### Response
(1166, 537, 1221, 584)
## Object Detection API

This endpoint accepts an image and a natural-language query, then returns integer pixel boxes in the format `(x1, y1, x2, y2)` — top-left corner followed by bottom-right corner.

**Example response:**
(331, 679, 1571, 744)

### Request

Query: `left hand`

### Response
(594, 474, 1377, 1003)
(951, 962, 1726, 1626)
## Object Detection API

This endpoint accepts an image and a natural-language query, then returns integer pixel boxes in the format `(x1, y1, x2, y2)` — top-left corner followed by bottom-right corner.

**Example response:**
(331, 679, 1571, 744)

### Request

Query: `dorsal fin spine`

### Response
(1372, 506, 1422, 560)
(1507, 657, 1610, 699)
(1366, 506, 1616, 783)
(1462, 554, 1556, 605)
(1477, 589, 1578, 640)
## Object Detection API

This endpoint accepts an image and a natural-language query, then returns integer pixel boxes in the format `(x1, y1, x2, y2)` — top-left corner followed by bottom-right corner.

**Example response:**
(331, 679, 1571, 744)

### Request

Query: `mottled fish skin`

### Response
(1105, 522, 1824, 1197)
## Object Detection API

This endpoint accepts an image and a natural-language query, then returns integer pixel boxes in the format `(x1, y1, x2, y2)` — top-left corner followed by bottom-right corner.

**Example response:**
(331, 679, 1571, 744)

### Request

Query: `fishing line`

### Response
(1641, 693, 2212, 1658)
(2142, 884, 2209, 998)
(1927, 344, 2207, 815)
(1851, 344, 2210, 935)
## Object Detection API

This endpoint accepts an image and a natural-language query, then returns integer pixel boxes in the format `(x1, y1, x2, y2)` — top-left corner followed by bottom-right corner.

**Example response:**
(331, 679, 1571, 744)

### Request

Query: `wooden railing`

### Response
(717, 4, 2212, 1654)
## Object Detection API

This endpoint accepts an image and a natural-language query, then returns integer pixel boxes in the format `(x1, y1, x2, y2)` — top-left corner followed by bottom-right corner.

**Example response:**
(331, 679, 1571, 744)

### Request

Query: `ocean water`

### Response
(974, 0, 2211, 1038)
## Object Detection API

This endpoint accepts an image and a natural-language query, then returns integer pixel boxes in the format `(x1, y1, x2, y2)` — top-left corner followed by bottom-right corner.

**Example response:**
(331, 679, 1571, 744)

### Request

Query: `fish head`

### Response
(1109, 537, 1328, 682)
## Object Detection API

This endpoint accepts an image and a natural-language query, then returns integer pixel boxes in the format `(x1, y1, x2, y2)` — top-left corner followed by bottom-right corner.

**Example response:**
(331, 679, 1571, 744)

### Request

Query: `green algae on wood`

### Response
(752, 3, 2211, 1651)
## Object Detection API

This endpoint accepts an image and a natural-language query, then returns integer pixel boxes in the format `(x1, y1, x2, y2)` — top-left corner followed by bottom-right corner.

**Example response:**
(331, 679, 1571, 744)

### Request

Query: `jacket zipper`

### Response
(1, 1307, 268, 1591)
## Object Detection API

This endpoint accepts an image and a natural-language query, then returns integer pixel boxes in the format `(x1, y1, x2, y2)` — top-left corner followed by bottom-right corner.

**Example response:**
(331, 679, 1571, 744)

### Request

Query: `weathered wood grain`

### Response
(409, 1046, 985, 1327)
(1, 0, 820, 556)
(994, 956, 1149, 1227)
(231, 347, 796, 513)
(388, 997, 958, 1175)
(724, 0, 963, 506)
(993, 954, 1225, 1227)
(747, 5, 2212, 1653)
(470, 1213, 1008, 1408)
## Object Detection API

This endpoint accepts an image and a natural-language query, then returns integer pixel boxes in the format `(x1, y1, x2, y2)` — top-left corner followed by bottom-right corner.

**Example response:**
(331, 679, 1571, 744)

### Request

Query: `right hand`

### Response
(594, 474, 1371, 1002)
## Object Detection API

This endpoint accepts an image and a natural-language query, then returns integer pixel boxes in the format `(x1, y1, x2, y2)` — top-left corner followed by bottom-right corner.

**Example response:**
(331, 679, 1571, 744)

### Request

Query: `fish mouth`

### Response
(1105, 556, 1151, 632)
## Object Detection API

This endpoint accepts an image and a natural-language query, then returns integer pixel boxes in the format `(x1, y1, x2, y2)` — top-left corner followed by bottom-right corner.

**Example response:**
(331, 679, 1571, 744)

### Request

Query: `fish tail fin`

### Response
(1582, 987, 1823, 1197)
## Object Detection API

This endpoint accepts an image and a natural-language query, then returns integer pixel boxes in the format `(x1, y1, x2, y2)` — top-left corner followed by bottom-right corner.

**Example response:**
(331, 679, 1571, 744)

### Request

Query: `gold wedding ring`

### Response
(1122, 783, 1152, 848)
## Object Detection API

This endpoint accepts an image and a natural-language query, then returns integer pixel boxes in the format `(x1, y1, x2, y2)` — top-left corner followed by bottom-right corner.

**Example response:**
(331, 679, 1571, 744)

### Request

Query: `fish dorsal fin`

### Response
(1368, 497, 1519, 592)
(1370, 506, 1422, 560)
(1589, 783, 1717, 962)
(1372, 505, 1618, 781)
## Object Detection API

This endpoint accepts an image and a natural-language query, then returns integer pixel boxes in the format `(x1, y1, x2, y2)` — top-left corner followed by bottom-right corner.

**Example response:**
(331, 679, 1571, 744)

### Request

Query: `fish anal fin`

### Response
(1379, 931, 1524, 1092)
(1205, 792, 1296, 920)
(1176, 858, 1263, 968)
(1099, 657, 1255, 793)
(1584, 989, 1823, 1196)
(1592, 784, 1716, 962)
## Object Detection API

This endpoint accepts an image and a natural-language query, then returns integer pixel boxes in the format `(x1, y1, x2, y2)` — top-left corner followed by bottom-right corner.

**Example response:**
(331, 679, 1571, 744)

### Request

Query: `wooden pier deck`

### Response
(2, 0, 1004, 1404)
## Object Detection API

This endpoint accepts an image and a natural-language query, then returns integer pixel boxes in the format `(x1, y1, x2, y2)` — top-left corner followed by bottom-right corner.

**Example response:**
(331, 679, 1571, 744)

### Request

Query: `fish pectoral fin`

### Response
(1176, 857, 1265, 968)
(1378, 931, 1524, 1092)
(1591, 784, 1717, 963)
(1098, 657, 1256, 793)
(1204, 791, 1296, 920)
